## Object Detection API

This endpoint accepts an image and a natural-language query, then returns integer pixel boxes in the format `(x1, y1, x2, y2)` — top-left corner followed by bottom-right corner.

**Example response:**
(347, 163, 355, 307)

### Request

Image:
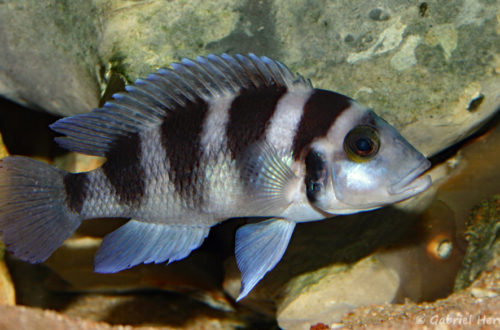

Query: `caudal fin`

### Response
(0, 156, 81, 263)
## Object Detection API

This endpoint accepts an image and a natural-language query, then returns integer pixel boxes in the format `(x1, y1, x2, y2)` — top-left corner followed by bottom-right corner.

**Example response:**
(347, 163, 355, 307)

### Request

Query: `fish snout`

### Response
(388, 159, 432, 197)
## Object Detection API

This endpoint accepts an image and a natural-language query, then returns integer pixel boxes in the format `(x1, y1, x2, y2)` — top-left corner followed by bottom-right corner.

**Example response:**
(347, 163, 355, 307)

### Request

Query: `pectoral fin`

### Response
(239, 142, 297, 213)
(235, 218, 296, 301)
(94, 219, 209, 273)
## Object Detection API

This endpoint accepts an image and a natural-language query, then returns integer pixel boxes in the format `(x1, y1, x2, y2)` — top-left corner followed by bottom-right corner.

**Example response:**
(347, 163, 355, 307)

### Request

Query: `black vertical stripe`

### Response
(160, 98, 209, 198)
(102, 132, 145, 206)
(226, 86, 287, 159)
(292, 89, 351, 160)
(64, 172, 89, 213)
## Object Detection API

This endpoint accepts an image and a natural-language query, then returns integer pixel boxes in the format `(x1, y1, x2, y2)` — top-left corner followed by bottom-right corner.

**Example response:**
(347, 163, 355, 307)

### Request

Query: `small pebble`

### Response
(436, 239, 453, 259)
(471, 288, 498, 298)
(369, 8, 390, 21)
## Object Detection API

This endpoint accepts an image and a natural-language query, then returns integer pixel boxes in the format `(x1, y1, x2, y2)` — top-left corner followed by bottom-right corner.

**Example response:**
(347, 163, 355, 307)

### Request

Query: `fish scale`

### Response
(0, 53, 431, 300)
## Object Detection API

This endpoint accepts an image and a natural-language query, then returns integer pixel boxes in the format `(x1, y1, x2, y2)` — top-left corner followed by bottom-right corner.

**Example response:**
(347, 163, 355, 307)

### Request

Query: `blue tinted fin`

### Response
(239, 142, 297, 214)
(235, 218, 296, 301)
(94, 220, 210, 273)
(50, 54, 308, 156)
(0, 156, 82, 263)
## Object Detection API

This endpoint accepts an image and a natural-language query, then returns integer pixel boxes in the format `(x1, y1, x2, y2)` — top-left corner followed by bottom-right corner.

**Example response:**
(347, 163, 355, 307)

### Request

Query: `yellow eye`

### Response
(344, 125, 380, 162)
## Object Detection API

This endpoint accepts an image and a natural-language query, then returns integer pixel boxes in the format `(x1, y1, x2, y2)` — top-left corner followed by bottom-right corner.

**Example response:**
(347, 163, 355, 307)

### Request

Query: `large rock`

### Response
(0, 304, 118, 330)
(272, 0, 500, 156)
(0, 1, 102, 116)
(0, 0, 499, 155)
(276, 256, 401, 330)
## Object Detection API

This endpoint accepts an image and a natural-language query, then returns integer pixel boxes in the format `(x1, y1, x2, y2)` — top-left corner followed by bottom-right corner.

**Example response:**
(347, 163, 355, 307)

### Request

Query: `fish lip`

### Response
(388, 160, 432, 196)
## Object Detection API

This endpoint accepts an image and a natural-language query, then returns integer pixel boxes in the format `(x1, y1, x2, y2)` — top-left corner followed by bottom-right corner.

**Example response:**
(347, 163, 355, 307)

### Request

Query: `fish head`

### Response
(303, 103, 431, 215)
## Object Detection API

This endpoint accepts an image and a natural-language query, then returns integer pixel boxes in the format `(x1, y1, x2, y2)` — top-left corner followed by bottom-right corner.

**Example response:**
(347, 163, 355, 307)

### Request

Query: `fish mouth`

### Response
(388, 160, 432, 197)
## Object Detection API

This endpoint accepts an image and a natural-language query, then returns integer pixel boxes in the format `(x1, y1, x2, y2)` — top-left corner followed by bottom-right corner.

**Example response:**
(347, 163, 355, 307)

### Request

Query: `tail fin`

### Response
(0, 156, 82, 263)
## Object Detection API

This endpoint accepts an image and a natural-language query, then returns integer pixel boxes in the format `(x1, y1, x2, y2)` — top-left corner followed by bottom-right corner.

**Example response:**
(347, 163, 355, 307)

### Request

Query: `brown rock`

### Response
(0, 251, 15, 305)
(0, 130, 15, 305)
(0, 131, 8, 159)
(339, 261, 500, 329)
(43, 236, 232, 312)
(0, 304, 134, 330)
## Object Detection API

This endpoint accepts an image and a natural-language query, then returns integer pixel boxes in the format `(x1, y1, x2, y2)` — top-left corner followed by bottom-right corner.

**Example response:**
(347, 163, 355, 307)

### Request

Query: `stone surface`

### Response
(0, 1, 102, 116)
(271, 0, 500, 156)
(277, 256, 401, 330)
(0, 131, 16, 305)
(0, 296, 266, 329)
(42, 236, 232, 312)
(0, 304, 121, 330)
(0, 244, 16, 305)
(0, 0, 499, 155)
(0, 130, 8, 159)
(434, 120, 500, 236)
(98, 0, 239, 80)
(455, 195, 500, 291)
(339, 272, 500, 329)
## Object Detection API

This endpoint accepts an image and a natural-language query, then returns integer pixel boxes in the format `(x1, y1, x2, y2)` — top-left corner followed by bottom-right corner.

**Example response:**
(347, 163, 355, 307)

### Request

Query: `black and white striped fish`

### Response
(0, 54, 431, 300)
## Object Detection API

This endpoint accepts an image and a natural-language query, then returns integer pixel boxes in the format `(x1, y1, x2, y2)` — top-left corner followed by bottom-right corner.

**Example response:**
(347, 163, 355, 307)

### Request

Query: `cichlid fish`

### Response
(0, 54, 431, 300)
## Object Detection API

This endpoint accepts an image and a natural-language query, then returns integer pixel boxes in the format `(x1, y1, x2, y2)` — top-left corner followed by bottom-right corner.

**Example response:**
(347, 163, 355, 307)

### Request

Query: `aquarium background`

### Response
(0, 0, 499, 328)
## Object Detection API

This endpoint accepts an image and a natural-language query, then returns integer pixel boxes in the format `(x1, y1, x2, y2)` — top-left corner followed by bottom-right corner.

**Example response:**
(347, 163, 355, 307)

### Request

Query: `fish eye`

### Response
(305, 149, 327, 203)
(344, 125, 380, 162)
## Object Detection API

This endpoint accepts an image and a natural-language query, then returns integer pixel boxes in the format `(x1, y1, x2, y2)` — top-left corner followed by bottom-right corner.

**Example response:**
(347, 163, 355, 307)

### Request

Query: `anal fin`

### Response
(94, 220, 209, 273)
(235, 218, 296, 300)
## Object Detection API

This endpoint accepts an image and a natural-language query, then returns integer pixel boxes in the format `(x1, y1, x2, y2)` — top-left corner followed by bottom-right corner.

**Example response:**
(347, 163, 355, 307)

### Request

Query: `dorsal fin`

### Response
(50, 54, 311, 157)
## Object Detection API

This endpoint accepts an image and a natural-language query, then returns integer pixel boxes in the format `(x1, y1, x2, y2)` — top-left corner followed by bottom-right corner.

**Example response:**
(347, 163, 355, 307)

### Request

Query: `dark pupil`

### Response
(355, 137, 373, 153)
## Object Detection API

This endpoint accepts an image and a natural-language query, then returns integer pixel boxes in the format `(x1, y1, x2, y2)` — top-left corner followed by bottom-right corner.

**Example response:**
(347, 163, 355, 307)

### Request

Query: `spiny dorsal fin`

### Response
(50, 54, 311, 157)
